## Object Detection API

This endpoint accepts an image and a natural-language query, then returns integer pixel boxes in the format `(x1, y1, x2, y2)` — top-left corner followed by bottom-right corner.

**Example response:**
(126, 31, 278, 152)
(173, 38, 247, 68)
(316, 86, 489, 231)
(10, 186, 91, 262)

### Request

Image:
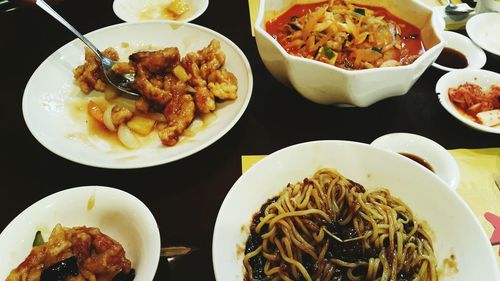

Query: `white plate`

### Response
(212, 140, 499, 281)
(435, 69, 500, 134)
(371, 133, 460, 190)
(113, 0, 208, 22)
(466, 13, 500, 57)
(0, 186, 160, 281)
(432, 31, 486, 72)
(22, 21, 253, 168)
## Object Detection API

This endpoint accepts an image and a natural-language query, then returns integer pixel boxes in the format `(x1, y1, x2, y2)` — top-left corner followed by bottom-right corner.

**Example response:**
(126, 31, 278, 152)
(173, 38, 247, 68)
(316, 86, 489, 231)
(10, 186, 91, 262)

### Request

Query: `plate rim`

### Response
(21, 20, 253, 169)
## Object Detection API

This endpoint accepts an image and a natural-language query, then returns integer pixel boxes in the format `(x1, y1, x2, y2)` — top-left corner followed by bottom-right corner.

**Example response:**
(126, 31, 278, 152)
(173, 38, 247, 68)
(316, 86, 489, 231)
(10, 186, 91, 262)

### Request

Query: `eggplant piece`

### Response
(40, 256, 78, 281)
(112, 269, 136, 281)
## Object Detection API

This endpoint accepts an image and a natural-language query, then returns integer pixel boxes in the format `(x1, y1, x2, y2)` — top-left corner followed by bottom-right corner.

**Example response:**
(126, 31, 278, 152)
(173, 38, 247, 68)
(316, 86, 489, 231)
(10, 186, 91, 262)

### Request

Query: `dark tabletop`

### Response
(0, 0, 499, 280)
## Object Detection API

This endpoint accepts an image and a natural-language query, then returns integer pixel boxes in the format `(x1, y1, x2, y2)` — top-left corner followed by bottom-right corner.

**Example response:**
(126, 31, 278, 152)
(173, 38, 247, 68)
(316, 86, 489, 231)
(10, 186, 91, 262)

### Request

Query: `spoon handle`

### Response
(35, 0, 103, 59)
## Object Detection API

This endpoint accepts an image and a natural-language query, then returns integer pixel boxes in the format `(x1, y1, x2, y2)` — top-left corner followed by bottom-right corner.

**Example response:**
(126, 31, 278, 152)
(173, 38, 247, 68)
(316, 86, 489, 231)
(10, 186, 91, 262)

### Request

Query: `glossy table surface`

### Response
(0, 0, 499, 280)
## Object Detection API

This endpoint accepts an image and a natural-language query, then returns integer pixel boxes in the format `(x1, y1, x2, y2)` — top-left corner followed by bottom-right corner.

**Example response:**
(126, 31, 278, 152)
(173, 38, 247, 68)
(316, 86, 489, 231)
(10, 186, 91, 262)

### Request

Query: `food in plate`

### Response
(6, 224, 134, 281)
(73, 39, 238, 149)
(448, 82, 500, 127)
(266, 0, 424, 70)
(244, 168, 437, 281)
(139, 0, 191, 20)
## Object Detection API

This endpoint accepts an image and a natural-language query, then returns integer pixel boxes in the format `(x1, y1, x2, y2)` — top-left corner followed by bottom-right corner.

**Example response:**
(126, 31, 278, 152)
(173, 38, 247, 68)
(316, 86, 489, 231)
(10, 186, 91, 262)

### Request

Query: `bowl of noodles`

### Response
(254, 0, 444, 106)
(212, 141, 499, 280)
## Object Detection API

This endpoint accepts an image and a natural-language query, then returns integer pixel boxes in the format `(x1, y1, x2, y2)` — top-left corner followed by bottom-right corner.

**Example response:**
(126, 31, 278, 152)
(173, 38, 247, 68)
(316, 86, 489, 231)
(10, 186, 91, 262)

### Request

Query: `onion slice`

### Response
(103, 104, 117, 132)
(117, 124, 140, 149)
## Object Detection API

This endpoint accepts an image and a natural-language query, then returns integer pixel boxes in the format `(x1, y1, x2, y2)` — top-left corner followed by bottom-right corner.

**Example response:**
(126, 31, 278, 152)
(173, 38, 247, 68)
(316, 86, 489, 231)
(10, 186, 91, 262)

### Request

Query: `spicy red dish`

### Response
(266, 0, 425, 70)
(448, 82, 500, 126)
(6, 224, 134, 281)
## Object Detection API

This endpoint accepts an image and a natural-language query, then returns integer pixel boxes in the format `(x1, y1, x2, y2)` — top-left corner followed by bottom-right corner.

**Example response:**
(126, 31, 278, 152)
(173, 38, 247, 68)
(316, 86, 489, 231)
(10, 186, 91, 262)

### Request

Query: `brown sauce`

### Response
(399, 152, 434, 173)
(435, 47, 468, 69)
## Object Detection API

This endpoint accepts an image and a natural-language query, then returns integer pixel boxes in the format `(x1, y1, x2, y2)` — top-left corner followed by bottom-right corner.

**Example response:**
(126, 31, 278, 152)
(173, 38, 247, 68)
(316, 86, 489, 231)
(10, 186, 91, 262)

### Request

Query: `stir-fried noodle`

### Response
(244, 168, 437, 281)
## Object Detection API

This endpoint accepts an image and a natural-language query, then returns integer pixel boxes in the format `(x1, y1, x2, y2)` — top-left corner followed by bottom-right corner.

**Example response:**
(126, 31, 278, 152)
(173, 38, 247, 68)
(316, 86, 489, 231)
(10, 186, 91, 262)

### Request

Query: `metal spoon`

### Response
(35, 0, 139, 98)
(444, 0, 474, 20)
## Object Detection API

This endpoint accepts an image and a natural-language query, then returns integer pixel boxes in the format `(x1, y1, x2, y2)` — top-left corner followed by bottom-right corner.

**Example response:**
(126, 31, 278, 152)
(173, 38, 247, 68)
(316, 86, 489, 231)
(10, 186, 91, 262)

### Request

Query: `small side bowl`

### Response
(113, 0, 209, 22)
(466, 13, 500, 57)
(435, 69, 500, 134)
(254, 0, 444, 107)
(0, 186, 161, 281)
(371, 133, 460, 190)
(432, 31, 486, 72)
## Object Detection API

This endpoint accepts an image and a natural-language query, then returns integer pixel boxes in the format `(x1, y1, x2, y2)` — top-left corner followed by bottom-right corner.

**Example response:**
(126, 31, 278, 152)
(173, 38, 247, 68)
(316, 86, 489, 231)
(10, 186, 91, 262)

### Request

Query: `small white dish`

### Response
(113, 0, 208, 23)
(22, 21, 253, 169)
(466, 13, 500, 57)
(432, 31, 486, 72)
(0, 186, 160, 281)
(435, 69, 500, 134)
(371, 133, 460, 190)
(213, 141, 499, 281)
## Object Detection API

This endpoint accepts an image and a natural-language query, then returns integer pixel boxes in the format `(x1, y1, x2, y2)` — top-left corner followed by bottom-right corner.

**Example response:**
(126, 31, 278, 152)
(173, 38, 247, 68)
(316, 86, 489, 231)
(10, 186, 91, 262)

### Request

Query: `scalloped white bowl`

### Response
(0, 186, 161, 281)
(254, 0, 444, 106)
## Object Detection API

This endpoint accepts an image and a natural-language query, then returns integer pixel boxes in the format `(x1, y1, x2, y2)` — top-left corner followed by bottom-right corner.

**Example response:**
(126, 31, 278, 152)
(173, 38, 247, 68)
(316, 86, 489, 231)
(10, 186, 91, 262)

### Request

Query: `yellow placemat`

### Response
(248, 0, 260, 36)
(241, 147, 500, 267)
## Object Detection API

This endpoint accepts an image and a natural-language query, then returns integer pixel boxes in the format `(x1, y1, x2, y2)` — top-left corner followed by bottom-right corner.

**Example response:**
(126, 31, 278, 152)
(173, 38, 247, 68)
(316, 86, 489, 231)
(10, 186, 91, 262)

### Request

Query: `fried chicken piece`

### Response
(129, 47, 180, 74)
(194, 86, 215, 113)
(111, 106, 133, 126)
(73, 47, 119, 94)
(130, 48, 181, 106)
(207, 68, 238, 100)
(158, 94, 195, 146)
(181, 39, 225, 81)
(135, 97, 150, 113)
(180, 40, 234, 112)
(6, 224, 132, 281)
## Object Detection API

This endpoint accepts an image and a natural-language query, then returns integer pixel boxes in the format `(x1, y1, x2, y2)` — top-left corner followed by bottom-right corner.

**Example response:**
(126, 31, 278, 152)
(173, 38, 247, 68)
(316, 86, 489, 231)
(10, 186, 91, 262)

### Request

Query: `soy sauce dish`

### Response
(0, 186, 161, 281)
(371, 133, 460, 190)
(432, 31, 486, 72)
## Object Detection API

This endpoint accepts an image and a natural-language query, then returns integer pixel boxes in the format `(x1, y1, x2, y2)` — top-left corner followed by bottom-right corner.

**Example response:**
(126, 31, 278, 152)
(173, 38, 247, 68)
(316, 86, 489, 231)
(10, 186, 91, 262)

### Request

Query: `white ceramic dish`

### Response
(432, 31, 486, 72)
(0, 186, 160, 281)
(212, 141, 499, 280)
(22, 21, 253, 169)
(254, 0, 444, 107)
(435, 69, 500, 134)
(466, 13, 500, 57)
(371, 132, 460, 190)
(113, 0, 209, 22)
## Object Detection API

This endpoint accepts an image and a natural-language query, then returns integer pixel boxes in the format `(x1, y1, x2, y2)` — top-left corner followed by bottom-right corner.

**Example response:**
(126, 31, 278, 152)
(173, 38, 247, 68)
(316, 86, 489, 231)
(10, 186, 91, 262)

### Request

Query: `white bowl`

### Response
(254, 0, 444, 107)
(22, 21, 253, 169)
(0, 186, 160, 281)
(432, 31, 486, 72)
(113, 0, 209, 22)
(212, 141, 499, 280)
(371, 133, 460, 190)
(435, 69, 500, 134)
(466, 13, 500, 57)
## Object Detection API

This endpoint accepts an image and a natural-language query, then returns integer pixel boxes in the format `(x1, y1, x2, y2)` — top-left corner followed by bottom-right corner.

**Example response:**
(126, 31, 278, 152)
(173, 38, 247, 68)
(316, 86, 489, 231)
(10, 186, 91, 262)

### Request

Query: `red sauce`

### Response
(266, 1, 425, 69)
